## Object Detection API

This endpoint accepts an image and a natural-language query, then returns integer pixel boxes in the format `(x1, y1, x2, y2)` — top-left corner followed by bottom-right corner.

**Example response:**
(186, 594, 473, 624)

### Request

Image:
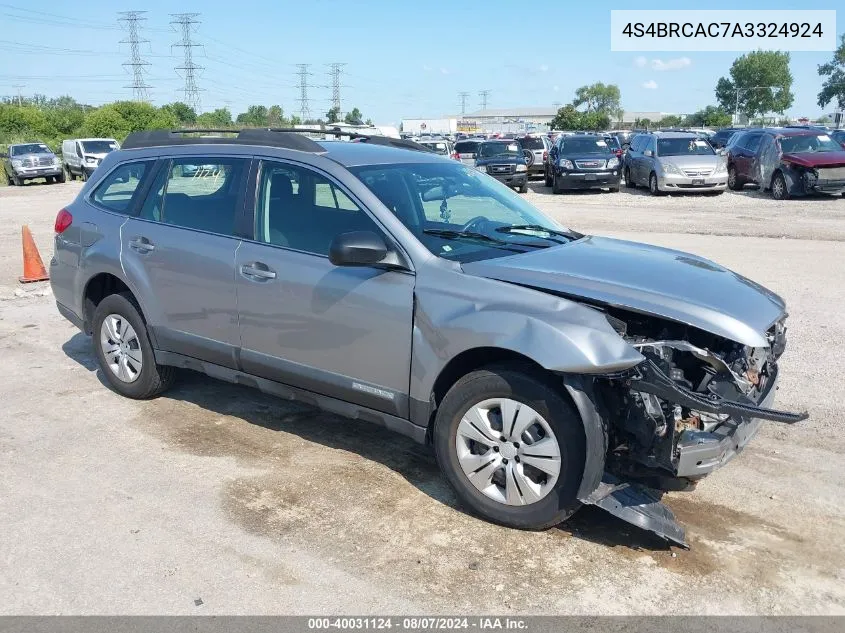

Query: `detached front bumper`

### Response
(674, 364, 779, 477)
(14, 166, 62, 180)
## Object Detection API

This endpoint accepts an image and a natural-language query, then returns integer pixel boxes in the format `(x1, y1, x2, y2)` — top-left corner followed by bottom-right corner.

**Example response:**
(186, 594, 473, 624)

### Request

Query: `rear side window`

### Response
(138, 157, 247, 236)
(744, 135, 762, 152)
(91, 161, 154, 214)
(254, 160, 381, 256)
(519, 137, 545, 150)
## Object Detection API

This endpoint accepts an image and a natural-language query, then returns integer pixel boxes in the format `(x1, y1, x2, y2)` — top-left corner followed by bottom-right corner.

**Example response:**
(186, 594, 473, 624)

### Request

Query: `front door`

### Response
(234, 159, 415, 416)
(121, 155, 249, 368)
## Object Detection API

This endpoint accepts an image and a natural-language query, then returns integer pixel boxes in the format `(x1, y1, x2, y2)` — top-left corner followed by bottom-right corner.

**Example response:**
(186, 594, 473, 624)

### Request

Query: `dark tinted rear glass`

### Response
(455, 141, 480, 153)
(519, 137, 545, 150)
(559, 137, 612, 154)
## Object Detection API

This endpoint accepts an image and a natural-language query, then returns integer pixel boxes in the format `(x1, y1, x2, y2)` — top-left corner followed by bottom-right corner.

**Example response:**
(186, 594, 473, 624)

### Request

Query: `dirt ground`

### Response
(1, 179, 844, 615)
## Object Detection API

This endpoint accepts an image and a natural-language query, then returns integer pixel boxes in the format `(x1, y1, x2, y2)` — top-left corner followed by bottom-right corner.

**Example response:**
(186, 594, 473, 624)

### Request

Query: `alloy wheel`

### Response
(455, 397, 561, 506)
(99, 314, 143, 383)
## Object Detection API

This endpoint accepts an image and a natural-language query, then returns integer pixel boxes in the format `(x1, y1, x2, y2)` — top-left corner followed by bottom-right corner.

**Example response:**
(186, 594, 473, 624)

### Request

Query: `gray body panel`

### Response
(461, 235, 785, 348)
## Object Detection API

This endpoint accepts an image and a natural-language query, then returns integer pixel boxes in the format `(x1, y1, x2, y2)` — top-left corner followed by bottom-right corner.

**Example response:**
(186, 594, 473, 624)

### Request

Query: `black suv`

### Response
(474, 140, 529, 192)
(545, 135, 621, 193)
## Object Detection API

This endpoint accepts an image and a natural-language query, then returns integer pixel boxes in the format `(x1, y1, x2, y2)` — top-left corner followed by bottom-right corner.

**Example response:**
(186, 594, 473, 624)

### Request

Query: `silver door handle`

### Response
(241, 264, 276, 280)
(129, 237, 155, 252)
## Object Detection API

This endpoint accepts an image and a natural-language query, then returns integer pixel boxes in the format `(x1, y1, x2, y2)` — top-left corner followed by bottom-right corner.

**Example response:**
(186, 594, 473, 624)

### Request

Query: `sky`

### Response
(1, 0, 841, 124)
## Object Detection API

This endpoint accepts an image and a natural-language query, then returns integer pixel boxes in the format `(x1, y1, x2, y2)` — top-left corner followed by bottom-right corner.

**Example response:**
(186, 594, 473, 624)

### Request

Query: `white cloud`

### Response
(539, 64, 549, 72)
(440, 67, 450, 75)
(634, 56, 648, 68)
(422, 64, 432, 72)
(651, 57, 691, 71)
(642, 80, 658, 90)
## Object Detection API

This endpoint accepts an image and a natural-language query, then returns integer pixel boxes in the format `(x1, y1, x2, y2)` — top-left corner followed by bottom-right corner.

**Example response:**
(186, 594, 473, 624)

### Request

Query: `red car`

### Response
(727, 128, 845, 199)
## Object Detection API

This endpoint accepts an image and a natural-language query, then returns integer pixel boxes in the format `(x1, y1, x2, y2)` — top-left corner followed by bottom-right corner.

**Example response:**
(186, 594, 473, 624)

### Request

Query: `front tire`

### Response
(92, 293, 175, 399)
(433, 366, 585, 530)
(518, 183, 528, 194)
(551, 171, 563, 194)
(624, 167, 635, 188)
(728, 165, 743, 191)
(544, 166, 553, 187)
(771, 172, 789, 200)
(649, 172, 661, 196)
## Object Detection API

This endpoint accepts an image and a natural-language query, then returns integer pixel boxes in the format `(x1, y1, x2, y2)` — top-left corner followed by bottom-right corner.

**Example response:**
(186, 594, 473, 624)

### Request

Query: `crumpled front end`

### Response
(578, 310, 807, 547)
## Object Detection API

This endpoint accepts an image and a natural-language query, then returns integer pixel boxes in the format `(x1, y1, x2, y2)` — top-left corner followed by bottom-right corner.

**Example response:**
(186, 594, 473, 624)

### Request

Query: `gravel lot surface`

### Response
(1, 179, 844, 615)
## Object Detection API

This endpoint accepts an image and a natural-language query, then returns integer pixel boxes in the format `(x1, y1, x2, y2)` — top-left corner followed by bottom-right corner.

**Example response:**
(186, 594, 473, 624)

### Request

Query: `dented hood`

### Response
(780, 151, 845, 168)
(461, 236, 786, 348)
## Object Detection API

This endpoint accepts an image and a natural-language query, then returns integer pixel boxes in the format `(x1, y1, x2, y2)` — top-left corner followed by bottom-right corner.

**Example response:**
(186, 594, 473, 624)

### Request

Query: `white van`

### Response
(61, 138, 120, 181)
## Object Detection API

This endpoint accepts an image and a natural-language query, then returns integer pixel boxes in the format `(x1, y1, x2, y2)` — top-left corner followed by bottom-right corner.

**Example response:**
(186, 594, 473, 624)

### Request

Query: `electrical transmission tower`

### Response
(296, 64, 312, 121)
(118, 11, 152, 102)
(12, 84, 25, 106)
(327, 63, 346, 116)
(458, 91, 469, 115)
(479, 90, 490, 111)
(170, 13, 204, 113)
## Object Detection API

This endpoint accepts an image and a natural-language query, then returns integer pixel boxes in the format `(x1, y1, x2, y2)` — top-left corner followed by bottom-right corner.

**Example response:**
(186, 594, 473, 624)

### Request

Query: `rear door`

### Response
(735, 133, 762, 182)
(234, 158, 415, 416)
(121, 155, 249, 368)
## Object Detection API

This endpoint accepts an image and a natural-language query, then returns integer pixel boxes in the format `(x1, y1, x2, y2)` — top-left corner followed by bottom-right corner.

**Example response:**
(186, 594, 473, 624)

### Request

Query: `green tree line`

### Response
(0, 96, 372, 151)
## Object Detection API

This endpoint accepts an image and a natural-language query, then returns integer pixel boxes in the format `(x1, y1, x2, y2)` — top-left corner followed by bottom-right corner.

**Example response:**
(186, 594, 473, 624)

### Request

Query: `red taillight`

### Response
(543, 150, 548, 162)
(451, 151, 460, 161)
(55, 208, 72, 234)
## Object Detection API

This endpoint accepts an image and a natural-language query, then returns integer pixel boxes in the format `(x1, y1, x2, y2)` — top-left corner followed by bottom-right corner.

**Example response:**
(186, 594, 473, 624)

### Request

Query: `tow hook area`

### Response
(584, 474, 688, 549)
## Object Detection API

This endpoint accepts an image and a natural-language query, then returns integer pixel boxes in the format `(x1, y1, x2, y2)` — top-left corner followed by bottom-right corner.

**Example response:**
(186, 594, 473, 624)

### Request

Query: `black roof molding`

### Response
(121, 128, 434, 153)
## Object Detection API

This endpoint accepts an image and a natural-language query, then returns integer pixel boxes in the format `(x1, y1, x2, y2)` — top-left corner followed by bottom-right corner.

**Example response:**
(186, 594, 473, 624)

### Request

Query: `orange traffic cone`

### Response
(19, 225, 49, 283)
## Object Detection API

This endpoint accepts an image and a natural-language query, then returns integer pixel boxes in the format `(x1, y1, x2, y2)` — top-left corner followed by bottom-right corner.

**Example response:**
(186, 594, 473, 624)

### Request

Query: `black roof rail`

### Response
(267, 127, 435, 153)
(122, 128, 325, 152)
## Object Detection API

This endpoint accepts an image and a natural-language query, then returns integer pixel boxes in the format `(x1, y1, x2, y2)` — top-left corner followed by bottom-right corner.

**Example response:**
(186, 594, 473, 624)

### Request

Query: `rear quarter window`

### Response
(91, 161, 154, 214)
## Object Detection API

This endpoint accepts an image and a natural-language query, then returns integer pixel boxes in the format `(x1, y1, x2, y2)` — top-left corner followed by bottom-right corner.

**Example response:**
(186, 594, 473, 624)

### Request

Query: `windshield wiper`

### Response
(423, 229, 548, 250)
(495, 224, 582, 243)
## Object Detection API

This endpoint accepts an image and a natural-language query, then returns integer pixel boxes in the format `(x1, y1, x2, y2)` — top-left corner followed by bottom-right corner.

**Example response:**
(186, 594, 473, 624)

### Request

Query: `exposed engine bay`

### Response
(581, 307, 808, 547)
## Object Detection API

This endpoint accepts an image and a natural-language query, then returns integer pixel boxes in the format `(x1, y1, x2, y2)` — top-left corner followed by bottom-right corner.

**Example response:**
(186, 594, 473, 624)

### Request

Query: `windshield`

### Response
(350, 161, 573, 263)
(656, 137, 715, 157)
(11, 143, 50, 156)
(779, 134, 844, 153)
(81, 140, 118, 154)
(519, 137, 545, 150)
(478, 141, 520, 158)
(559, 137, 611, 154)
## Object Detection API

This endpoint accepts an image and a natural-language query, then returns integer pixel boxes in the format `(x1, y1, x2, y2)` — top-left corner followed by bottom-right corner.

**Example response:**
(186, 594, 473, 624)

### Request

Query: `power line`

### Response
(118, 11, 152, 102)
(478, 89, 490, 111)
(327, 62, 346, 115)
(295, 63, 312, 121)
(171, 12, 203, 112)
(458, 91, 469, 115)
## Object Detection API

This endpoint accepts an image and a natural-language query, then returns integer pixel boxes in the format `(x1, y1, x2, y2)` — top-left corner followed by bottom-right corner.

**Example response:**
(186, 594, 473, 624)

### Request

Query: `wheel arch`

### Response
(82, 272, 146, 335)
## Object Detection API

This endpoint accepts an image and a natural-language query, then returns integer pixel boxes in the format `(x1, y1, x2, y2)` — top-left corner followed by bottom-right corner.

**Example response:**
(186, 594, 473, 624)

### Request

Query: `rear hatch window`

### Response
(519, 137, 545, 150)
(455, 141, 480, 155)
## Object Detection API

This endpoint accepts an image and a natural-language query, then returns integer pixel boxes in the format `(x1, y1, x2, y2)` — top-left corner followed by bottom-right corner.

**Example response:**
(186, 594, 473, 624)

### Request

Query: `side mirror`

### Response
(329, 231, 388, 267)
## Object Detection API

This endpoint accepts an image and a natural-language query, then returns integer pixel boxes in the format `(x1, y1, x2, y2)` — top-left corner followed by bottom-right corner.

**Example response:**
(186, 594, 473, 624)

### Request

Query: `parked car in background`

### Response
(603, 134, 623, 159)
(49, 127, 805, 547)
(517, 134, 551, 177)
(709, 127, 743, 150)
(454, 139, 483, 167)
(546, 134, 620, 193)
(62, 138, 120, 182)
(727, 128, 845, 199)
(625, 132, 727, 195)
(608, 130, 634, 149)
(831, 129, 845, 148)
(417, 138, 460, 160)
(3, 142, 64, 185)
(475, 140, 529, 192)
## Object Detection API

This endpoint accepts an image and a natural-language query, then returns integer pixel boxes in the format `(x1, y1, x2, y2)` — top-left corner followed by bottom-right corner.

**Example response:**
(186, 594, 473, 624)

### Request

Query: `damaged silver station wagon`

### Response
(50, 129, 807, 547)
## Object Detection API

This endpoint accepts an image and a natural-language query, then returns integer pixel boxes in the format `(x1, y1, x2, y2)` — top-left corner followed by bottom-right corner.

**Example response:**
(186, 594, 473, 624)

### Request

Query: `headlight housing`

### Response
(475, 164, 486, 173)
(85, 157, 98, 164)
(516, 163, 527, 172)
(11, 159, 23, 169)
(606, 157, 620, 169)
(559, 158, 574, 170)
(713, 161, 727, 174)
(661, 161, 685, 176)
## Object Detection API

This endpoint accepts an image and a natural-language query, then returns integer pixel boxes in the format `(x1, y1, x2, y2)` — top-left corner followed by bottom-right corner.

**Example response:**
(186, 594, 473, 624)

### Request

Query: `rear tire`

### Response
(433, 366, 585, 530)
(92, 293, 176, 399)
(64, 165, 74, 181)
(56, 170, 66, 184)
(81, 168, 88, 182)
